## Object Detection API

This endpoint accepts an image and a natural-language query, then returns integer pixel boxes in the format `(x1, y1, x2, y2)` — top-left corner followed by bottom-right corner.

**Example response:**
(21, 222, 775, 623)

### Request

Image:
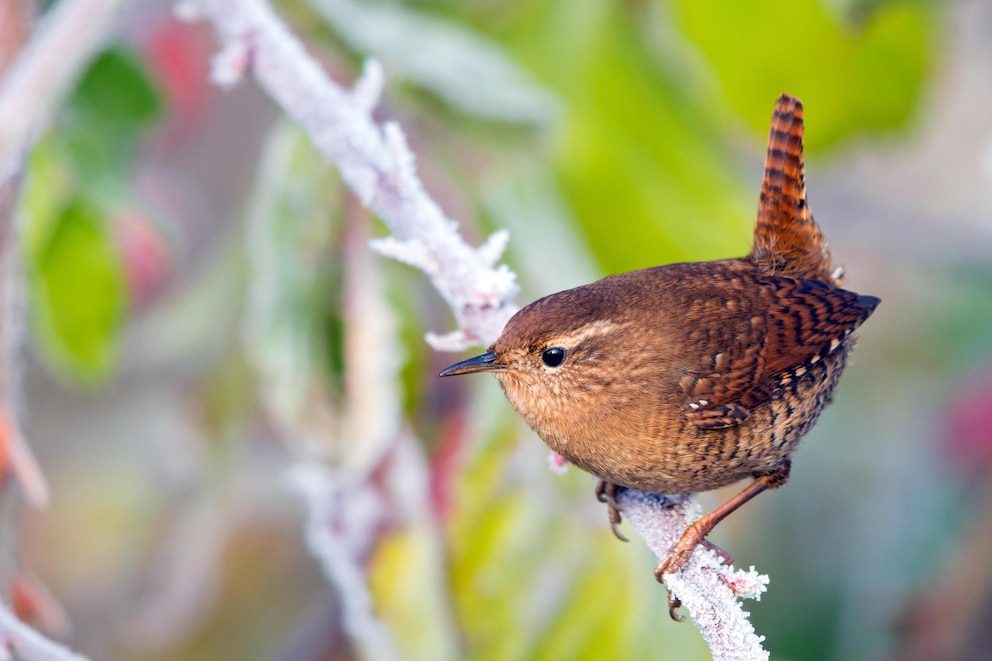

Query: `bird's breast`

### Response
(494, 344, 852, 494)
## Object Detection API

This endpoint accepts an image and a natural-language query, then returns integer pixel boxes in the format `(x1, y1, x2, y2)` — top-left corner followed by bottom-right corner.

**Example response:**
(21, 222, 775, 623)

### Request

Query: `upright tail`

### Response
(748, 94, 837, 285)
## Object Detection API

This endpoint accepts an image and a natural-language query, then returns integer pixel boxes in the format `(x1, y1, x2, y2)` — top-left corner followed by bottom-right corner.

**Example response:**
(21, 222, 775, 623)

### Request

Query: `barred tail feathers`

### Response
(749, 94, 837, 285)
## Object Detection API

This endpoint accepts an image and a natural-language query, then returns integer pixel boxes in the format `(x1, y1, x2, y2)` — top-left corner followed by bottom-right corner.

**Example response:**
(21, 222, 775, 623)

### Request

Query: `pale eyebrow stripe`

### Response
(554, 320, 624, 348)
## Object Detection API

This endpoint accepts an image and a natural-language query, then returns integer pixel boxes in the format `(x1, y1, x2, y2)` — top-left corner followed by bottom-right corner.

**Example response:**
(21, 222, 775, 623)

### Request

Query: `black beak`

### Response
(439, 351, 503, 377)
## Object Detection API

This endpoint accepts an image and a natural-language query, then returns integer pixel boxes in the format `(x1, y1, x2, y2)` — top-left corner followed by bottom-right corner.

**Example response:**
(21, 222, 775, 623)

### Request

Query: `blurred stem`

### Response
(340, 202, 400, 475)
(0, 170, 47, 507)
(0, 141, 71, 661)
(0, 174, 23, 571)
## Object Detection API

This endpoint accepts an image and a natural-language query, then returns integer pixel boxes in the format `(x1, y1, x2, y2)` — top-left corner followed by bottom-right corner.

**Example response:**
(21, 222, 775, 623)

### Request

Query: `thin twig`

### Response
(0, 172, 47, 508)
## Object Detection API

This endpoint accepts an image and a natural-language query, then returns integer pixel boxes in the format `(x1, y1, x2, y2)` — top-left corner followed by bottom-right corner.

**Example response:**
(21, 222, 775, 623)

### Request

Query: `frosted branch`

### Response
(351, 60, 384, 116)
(0, 601, 88, 661)
(288, 464, 399, 661)
(618, 490, 769, 661)
(196, 0, 519, 351)
(244, 129, 462, 657)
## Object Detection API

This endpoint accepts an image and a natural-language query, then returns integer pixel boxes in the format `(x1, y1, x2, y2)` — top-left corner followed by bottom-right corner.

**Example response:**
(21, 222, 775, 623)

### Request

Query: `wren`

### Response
(440, 94, 879, 615)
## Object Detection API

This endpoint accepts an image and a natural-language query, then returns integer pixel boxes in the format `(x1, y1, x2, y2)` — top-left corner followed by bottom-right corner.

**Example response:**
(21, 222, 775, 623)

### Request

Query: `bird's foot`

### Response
(594, 480, 628, 542)
(654, 525, 734, 621)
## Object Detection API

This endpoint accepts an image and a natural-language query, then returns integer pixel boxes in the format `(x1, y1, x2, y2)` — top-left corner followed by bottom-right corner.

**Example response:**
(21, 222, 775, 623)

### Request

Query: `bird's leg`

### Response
(663, 540, 735, 622)
(656, 463, 791, 621)
(595, 480, 629, 542)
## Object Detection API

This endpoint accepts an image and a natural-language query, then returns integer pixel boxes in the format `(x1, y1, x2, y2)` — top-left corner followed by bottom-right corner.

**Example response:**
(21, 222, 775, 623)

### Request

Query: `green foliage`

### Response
(64, 47, 163, 175)
(670, 0, 933, 149)
(428, 0, 933, 275)
(308, 0, 558, 126)
(452, 0, 755, 274)
(21, 46, 162, 383)
(544, 6, 754, 272)
(27, 198, 126, 381)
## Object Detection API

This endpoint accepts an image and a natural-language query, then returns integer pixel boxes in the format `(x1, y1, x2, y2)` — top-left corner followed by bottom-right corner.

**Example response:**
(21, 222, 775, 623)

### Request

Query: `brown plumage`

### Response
(440, 94, 879, 617)
(750, 95, 837, 284)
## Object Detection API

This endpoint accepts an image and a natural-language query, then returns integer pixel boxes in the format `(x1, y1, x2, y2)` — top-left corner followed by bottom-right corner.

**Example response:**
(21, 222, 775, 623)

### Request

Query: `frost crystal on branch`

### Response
(476, 229, 511, 268)
(288, 465, 394, 648)
(211, 38, 252, 89)
(351, 60, 384, 115)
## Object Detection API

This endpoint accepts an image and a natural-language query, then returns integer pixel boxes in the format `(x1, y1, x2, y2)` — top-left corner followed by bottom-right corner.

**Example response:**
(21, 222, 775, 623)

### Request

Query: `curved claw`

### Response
(655, 556, 686, 621)
(667, 593, 684, 622)
(608, 512, 629, 543)
(654, 528, 736, 623)
(595, 481, 629, 542)
(655, 546, 694, 623)
(654, 545, 693, 582)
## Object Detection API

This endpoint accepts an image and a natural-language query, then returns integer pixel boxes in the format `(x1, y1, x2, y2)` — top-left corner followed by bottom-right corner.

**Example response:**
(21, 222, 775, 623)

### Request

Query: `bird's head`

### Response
(439, 288, 634, 433)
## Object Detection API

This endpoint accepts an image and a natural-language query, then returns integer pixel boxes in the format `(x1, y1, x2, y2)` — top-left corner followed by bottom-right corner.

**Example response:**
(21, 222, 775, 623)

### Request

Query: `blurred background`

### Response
(2, 0, 992, 659)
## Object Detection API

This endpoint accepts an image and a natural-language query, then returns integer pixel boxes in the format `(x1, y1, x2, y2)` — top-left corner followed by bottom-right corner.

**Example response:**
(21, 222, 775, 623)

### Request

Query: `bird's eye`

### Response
(541, 347, 567, 367)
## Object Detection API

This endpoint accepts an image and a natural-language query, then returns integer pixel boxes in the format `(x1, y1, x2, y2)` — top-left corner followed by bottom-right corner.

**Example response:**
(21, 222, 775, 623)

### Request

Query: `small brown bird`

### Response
(441, 94, 878, 614)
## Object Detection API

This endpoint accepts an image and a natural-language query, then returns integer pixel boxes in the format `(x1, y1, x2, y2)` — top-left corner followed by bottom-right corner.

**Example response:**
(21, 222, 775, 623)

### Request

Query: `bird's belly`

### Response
(545, 349, 848, 494)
